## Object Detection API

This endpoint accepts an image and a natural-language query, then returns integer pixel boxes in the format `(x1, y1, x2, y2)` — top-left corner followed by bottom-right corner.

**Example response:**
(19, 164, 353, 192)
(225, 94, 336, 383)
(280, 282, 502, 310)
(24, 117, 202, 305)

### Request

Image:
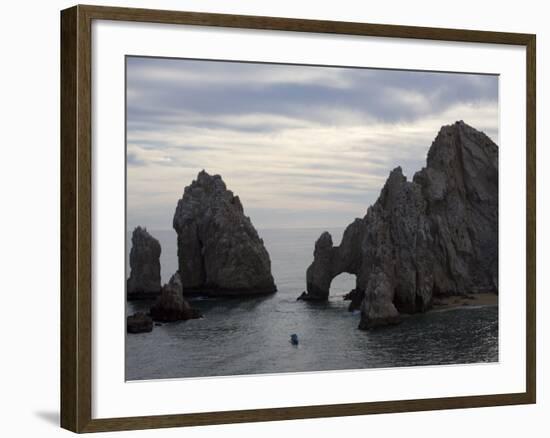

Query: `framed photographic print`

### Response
(60, 4, 536, 433)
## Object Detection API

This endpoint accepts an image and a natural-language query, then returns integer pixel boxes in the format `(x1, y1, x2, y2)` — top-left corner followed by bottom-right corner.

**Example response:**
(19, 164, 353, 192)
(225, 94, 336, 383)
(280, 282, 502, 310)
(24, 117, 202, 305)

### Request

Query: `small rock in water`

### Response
(150, 272, 203, 322)
(343, 288, 364, 312)
(127, 312, 153, 334)
(290, 334, 299, 345)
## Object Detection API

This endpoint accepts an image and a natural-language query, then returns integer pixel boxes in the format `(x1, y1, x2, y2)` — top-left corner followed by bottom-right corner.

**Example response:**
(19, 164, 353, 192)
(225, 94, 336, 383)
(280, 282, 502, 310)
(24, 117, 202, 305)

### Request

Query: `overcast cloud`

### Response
(126, 56, 498, 231)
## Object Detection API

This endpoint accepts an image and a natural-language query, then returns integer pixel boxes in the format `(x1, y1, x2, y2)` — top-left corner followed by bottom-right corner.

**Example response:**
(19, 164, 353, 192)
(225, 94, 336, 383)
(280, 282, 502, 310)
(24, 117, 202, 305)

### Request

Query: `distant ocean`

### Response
(126, 227, 498, 380)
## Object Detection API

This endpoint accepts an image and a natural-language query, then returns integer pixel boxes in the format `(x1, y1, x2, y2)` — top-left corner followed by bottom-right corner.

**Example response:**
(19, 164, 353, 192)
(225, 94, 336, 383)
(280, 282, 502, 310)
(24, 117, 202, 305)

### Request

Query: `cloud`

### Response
(127, 57, 497, 126)
(126, 56, 498, 230)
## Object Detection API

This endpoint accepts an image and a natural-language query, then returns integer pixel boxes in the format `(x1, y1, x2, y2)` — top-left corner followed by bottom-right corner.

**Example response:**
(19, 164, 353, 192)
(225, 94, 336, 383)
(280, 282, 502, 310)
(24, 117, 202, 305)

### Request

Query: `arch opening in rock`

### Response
(329, 272, 357, 298)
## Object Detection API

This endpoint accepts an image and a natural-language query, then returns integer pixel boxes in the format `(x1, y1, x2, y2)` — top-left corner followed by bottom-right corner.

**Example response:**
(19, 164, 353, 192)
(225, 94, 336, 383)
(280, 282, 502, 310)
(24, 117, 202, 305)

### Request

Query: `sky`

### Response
(126, 56, 498, 231)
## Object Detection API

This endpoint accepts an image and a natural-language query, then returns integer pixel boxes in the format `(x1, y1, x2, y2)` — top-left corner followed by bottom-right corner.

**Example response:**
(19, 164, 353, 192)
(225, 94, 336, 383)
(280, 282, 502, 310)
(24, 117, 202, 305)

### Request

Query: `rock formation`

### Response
(150, 272, 202, 321)
(172, 170, 276, 296)
(126, 226, 161, 299)
(127, 312, 153, 333)
(300, 121, 498, 329)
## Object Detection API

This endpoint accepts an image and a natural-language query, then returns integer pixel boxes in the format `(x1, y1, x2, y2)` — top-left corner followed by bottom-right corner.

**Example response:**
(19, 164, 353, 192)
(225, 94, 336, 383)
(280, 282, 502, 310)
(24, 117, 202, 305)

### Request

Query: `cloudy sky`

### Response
(126, 56, 498, 231)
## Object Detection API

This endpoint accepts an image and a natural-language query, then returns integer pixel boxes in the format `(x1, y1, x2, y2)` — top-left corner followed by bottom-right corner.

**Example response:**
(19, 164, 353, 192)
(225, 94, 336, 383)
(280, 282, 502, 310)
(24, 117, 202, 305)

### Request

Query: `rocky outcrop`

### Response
(172, 170, 276, 296)
(300, 121, 498, 329)
(127, 227, 161, 299)
(343, 288, 364, 311)
(150, 272, 202, 321)
(303, 218, 365, 301)
(127, 312, 153, 333)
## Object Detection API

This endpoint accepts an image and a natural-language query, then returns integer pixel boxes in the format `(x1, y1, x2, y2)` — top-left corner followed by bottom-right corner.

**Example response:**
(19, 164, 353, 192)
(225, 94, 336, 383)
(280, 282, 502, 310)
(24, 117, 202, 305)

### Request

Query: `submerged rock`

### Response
(300, 121, 498, 329)
(172, 170, 276, 296)
(150, 272, 202, 322)
(127, 312, 153, 334)
(127, 227, 162, 299)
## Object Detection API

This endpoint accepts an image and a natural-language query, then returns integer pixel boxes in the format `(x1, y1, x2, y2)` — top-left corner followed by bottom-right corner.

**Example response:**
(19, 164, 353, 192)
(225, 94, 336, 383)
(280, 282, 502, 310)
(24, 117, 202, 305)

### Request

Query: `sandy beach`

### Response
(431, 292, 498, 311)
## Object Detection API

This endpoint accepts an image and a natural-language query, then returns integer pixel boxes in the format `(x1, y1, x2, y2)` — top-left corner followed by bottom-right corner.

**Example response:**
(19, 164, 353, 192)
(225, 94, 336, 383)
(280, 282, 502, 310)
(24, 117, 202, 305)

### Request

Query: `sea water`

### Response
(126, 227, 498, 380)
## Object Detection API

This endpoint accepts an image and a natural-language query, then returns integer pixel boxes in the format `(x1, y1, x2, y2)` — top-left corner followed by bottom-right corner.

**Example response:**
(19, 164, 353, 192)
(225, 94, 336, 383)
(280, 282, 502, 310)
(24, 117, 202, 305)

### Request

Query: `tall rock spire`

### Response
(172, 170, 276, 296)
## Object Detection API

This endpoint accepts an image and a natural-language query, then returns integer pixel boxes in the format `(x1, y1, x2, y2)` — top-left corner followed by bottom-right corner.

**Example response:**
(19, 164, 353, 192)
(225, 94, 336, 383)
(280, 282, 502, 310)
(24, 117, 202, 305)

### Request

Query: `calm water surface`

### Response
(126, 228, 498, 380)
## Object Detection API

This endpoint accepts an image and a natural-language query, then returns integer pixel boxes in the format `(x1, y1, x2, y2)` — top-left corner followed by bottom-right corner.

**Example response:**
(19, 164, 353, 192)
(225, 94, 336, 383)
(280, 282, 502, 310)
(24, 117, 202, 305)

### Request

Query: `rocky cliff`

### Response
(173, 170, 276, 296)
(300, 121, 498, 329)
(126, 226, 162, 299)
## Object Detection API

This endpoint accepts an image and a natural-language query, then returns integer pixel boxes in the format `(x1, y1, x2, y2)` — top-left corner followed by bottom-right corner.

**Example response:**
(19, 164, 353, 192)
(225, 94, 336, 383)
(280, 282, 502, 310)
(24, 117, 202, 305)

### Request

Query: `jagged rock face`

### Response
(357, 168, 433, 328)
(126, 227, 161, 299)
(413, 122, 499, 296)
(302, 121, 498, 329)
(173, 170, 276, 295)
(150, 272, 202, 321)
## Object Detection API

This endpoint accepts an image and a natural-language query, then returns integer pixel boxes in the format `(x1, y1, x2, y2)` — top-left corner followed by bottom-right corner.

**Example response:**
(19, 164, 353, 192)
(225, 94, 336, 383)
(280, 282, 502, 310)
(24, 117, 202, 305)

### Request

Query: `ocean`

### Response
(126, 227, 498, 380)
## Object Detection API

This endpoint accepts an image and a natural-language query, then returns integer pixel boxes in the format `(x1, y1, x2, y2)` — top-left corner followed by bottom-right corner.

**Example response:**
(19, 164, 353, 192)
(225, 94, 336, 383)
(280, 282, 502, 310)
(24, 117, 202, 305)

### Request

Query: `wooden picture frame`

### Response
(60, 4, 536, 433)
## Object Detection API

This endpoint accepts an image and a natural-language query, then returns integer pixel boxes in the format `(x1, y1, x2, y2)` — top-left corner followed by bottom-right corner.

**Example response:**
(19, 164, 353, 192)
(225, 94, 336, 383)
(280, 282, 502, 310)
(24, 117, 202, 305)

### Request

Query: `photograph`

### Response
(1, 0, 543, 435)
(124, 56, 499, 381)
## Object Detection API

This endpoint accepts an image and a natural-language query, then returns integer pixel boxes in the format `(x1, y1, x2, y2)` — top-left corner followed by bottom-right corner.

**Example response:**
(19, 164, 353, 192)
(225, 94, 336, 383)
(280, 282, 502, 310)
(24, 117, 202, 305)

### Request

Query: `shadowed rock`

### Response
(300, 121, 498, 329)
(150, 272, 202, 322)
(343, 288, 364, 311)
(127, 312, 153, 334)
(126, 227, 161, 300)
(173, 170, 276, 296)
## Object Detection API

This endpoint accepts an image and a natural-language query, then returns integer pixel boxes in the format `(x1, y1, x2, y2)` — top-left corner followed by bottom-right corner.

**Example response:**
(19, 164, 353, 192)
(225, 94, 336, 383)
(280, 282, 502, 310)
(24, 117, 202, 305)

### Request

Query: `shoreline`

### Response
(430, 292, 498, 312)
